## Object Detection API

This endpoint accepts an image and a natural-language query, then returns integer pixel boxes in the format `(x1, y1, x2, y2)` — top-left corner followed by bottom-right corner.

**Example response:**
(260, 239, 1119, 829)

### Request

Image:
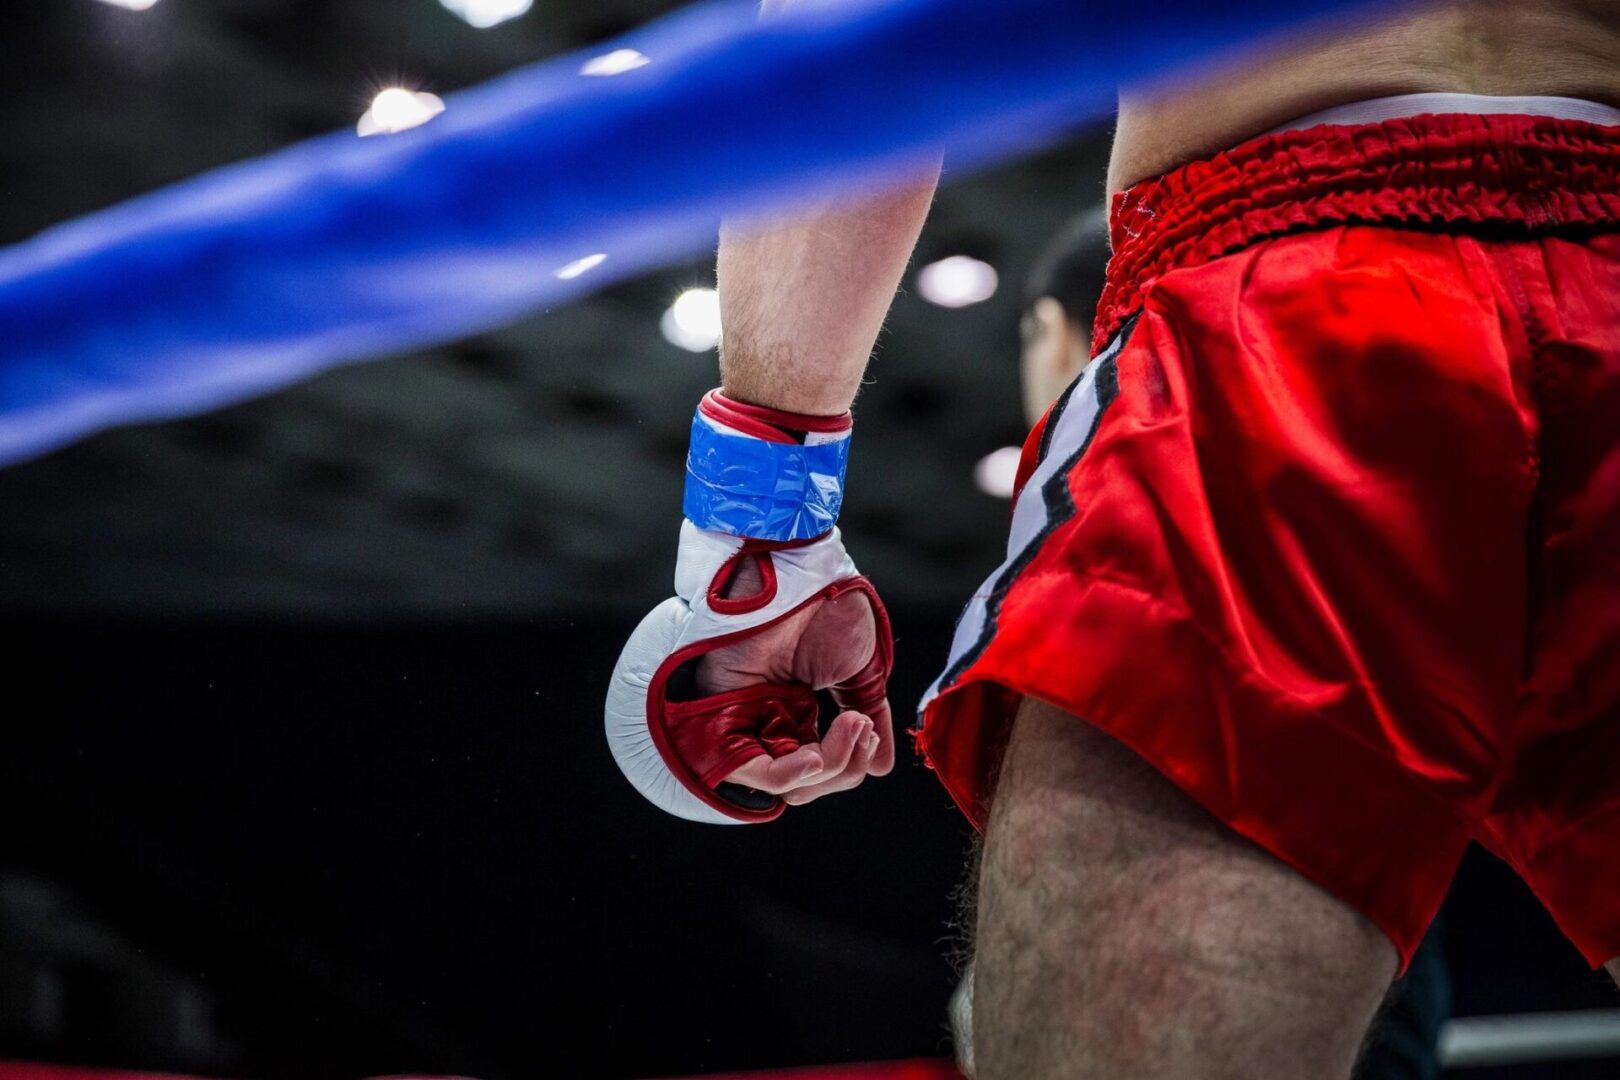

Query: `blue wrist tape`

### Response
(682, 410, 850, 541)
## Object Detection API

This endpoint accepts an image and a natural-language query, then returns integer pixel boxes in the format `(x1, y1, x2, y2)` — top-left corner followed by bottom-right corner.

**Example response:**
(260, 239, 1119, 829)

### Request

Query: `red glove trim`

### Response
(823, 576, 894, 720)
(707, 549, 779, 616)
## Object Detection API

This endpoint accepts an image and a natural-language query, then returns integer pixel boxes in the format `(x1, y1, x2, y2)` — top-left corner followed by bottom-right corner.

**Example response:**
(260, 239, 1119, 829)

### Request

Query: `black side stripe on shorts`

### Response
(921, 314, 1136, 711)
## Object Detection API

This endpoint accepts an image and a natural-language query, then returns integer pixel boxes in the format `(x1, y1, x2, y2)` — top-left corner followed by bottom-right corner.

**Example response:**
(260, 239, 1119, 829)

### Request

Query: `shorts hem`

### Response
(1518, 800, 1620, 967)
(919, 573, 1471, 973)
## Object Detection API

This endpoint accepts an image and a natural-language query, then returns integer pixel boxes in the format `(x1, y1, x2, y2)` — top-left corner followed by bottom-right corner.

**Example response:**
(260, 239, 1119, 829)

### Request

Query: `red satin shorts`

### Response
(916, 112, 1620, 971)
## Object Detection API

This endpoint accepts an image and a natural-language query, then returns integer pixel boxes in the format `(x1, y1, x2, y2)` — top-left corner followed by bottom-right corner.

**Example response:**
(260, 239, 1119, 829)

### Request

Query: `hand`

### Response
(606, 521, 893, 824)
(697, 557, 895, 805)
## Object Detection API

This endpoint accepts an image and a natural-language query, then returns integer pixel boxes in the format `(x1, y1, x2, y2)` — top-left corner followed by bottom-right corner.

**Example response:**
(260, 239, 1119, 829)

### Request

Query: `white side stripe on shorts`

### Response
(919, 318, 1135, 714)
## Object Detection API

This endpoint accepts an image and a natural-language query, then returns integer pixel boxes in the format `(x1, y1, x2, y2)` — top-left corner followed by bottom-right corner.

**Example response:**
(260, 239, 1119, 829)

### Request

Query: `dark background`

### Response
(0, 618, 972, 1079)
(0, 1, 1616, 1078)
(4, 622, 1619, 1079)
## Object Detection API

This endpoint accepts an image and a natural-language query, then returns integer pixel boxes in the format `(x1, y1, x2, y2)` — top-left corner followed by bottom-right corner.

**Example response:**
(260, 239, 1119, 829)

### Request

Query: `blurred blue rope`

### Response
(0, 0, 1372, 464)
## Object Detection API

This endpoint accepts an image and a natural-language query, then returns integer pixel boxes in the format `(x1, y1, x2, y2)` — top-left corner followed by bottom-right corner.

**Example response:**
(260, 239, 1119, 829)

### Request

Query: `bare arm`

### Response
(716, 1, 940, 415)
(717, 177, 940, 415)
(704, 180, 934, 795)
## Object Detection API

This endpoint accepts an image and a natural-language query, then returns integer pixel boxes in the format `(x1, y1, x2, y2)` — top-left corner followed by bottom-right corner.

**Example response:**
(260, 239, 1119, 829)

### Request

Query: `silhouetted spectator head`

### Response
(1020, 204, 1109, 425)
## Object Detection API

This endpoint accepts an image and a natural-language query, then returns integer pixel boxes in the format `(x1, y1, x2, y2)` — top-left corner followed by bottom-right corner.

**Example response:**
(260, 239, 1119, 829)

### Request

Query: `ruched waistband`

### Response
(1096, 113, 1620, 345)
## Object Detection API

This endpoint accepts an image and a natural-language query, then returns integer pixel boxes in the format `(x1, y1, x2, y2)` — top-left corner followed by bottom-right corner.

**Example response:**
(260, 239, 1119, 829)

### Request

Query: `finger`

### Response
(866, 697, 895, 776)
(725, 718, 874, 803)
(783, 718, 880, 805)
(721, 711, 865, 794)
(724, 743, 825, 794)
(783, 726, 878, 805)
(803, 709, 868, 781)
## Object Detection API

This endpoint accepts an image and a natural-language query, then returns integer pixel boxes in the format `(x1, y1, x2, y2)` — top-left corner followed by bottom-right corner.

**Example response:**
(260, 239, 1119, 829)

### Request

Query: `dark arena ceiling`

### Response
(0, 0, 1111, 620)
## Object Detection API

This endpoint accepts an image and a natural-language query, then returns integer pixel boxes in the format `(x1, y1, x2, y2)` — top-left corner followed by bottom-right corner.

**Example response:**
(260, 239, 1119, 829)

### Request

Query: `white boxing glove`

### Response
(606, 521, 892, 824)
(606, 390, 892, 824)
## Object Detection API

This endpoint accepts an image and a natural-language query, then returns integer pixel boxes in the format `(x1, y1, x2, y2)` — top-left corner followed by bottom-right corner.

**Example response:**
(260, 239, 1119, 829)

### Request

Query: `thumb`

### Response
(726, 744, 827, 794)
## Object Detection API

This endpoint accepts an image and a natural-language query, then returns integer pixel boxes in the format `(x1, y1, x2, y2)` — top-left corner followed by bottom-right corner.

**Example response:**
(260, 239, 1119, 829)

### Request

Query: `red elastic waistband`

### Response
(1095, 113, 1620, 346)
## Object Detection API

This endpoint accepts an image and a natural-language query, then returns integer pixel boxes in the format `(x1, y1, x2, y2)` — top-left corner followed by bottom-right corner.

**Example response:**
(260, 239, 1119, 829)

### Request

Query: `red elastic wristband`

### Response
(700, 389, 852, 443)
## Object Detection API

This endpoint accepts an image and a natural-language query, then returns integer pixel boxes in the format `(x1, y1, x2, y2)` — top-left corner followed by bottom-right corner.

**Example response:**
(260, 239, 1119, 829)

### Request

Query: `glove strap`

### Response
(682, 389, 852, 542)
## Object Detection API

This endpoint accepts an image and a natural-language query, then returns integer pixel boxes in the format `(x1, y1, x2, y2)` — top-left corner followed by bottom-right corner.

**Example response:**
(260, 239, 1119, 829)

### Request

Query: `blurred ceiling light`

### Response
(357, 89, 446, 137)
(973, 445, 1022, 499)
(660, 288, 722, 352)
(917, 255, 999, 308)
(555, 254, 608, 280)
(97, 0, 160, 9)
(440, 0, 532, 29)
(581, 49, 651, 77)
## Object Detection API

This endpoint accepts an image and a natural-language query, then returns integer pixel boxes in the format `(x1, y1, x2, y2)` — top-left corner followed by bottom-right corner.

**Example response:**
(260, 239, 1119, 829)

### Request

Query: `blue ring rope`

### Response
(0, 0, 1373, 465)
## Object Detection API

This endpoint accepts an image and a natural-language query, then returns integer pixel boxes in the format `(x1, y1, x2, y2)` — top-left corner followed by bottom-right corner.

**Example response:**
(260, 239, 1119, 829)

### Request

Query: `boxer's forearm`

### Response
(716, 0, 941, 416)
(716, 174, 939, 416)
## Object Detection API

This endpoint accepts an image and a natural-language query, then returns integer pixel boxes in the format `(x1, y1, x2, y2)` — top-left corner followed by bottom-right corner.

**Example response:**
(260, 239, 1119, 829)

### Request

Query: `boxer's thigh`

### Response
(973, 695, 1395, 1080)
